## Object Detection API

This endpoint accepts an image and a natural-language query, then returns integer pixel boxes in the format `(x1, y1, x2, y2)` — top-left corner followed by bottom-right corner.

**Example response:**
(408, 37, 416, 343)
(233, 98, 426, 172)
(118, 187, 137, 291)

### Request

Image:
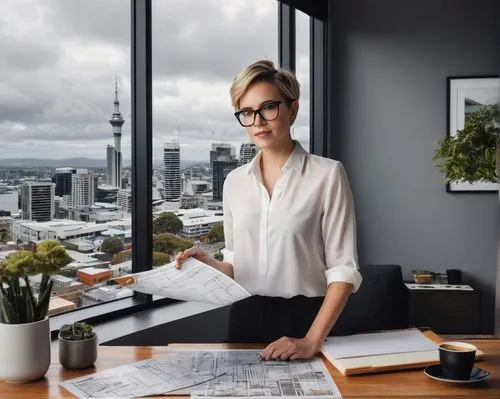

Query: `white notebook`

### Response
(321, 329, 483, 376)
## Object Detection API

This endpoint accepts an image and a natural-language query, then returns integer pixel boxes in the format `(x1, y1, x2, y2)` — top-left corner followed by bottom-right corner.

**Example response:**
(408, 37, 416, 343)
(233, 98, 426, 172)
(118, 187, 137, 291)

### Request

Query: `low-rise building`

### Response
(77, 267, 113, 286)
(48, 296, 77, 316)
(11, 219, 109, 242)
(173, 208, 223, 239)
(85, 285, 133, 302)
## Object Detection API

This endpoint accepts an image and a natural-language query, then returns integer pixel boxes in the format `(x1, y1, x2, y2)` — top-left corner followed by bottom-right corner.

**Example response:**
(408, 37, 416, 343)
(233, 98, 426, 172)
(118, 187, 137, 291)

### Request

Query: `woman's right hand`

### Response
(175, 246, 211, 269)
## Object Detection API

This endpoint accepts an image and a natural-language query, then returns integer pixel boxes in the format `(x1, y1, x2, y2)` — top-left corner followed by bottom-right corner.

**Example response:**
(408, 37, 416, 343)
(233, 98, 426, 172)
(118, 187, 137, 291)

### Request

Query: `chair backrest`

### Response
(331, 264, 409, 336)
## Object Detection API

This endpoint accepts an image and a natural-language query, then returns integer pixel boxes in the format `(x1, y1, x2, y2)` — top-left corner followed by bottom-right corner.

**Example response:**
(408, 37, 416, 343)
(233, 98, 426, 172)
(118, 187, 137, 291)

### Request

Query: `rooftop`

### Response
(65, 250, 100, 264)
(78, 267, 112, 276)
(181, 215, 223, 227)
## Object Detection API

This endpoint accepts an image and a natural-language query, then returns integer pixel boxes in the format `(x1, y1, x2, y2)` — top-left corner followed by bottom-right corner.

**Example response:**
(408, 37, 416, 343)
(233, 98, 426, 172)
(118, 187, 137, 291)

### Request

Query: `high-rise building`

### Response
(239, 143, 257, 165)
(68, 172, 98, 209)
(210, 143, 238, 201)
(96, 185, 119, 203)
(106, 77, 125, 187)
(117, 188, 132, 213)
(52, 167, 75, 197)
(20, 182, 55, 222)
(106, 145, 115, 185)
(163, 138, 182, 201)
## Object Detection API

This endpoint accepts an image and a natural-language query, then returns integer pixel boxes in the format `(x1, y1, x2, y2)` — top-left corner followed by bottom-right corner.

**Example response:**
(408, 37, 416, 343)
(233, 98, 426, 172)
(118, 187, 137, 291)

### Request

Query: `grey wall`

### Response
(329, 0, 499, 333)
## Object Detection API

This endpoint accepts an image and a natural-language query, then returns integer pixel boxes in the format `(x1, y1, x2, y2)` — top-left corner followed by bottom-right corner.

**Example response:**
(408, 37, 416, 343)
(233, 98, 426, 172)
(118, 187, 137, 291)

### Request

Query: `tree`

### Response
(207, 223, 224, 243)
(0, 228, 11, 243)
(152, 252, 170, 267)
(100, 237, 124, 255)
(153, 233, 193, 254)
(111, 250, 170, 267)
(213, 251, 223, 261)
(111, 249, 132, 265)
(153, 212, 183, 235)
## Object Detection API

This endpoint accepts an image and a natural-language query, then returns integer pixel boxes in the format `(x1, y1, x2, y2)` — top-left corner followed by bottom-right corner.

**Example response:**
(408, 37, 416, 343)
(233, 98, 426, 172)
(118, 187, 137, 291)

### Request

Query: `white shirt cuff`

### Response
(325, 266, 363, 293)
(221, 248, 234, 264)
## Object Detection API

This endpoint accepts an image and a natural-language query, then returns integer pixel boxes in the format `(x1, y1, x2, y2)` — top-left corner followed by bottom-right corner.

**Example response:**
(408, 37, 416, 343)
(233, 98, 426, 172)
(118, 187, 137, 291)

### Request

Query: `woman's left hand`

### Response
(260, 336, 321, 361)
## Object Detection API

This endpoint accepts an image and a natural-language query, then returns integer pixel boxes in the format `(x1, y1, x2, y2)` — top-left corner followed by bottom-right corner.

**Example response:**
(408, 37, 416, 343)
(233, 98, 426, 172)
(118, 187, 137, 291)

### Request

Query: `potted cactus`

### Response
(58, 321, 98, 369)
(0, 240, 72, 383)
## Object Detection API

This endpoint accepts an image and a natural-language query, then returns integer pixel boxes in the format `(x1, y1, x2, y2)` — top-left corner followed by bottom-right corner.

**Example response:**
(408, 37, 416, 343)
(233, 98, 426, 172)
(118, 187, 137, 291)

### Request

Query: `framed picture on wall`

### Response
(446, 75, 499, 192)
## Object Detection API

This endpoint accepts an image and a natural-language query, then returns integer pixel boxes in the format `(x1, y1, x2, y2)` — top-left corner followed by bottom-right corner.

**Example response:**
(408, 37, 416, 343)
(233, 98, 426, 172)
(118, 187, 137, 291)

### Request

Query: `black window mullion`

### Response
(278, 2, 296, 73)
(131, 0, 153, 300)
(309, 16, 327, 157)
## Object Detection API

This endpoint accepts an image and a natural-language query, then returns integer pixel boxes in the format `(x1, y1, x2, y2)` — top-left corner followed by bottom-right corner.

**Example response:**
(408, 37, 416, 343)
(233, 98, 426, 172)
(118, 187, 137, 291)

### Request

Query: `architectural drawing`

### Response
(174, 350, 342, 399)
(60, 349, 341, 399)
(60, 355, 224, 398)
(109, 257, 250, 305)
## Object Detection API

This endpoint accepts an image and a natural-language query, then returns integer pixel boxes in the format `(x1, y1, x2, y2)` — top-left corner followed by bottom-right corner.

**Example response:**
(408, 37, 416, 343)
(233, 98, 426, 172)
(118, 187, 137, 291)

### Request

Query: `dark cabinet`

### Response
(406, 286, 481, 334)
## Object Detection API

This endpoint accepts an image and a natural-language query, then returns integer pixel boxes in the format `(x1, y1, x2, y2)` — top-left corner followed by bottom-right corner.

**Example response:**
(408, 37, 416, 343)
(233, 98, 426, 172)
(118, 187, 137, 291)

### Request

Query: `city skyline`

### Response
(0, 0, 310, 162)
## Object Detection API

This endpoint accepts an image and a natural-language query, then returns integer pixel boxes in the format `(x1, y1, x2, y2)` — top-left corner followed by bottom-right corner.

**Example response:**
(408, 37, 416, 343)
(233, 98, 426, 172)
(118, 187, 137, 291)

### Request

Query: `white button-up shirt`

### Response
(222, 141, 362, 298)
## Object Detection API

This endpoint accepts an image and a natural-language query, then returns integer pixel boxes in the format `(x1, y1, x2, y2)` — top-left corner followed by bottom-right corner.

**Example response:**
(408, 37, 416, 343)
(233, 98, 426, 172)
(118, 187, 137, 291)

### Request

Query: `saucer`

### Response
(424, 364, 490, 384)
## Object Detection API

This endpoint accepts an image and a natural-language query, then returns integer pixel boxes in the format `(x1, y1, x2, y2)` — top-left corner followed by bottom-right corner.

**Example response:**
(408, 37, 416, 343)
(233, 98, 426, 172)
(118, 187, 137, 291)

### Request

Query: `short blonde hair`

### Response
(230, 60, 300, 109)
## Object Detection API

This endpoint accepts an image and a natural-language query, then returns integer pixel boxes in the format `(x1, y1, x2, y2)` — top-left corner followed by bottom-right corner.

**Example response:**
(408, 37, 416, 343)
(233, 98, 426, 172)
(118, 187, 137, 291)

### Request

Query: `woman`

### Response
(175, 60, 362, 360)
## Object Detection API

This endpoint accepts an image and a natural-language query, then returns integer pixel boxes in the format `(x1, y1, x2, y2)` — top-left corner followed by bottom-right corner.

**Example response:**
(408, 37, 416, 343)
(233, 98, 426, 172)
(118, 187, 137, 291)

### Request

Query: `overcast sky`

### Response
(0, 0, 310, 162)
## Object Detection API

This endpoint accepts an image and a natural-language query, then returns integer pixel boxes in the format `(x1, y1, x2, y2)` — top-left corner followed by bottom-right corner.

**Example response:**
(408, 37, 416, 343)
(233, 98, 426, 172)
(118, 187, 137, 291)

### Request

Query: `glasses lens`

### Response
(260, 102, 279, 121)
(237, 110, 255, 126)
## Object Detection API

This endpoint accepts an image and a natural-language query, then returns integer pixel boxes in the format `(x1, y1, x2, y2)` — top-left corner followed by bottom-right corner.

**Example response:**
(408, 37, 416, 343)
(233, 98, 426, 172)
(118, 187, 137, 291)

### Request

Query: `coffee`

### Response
(438, 342, 477, 380)
(440, 344, 473, 352)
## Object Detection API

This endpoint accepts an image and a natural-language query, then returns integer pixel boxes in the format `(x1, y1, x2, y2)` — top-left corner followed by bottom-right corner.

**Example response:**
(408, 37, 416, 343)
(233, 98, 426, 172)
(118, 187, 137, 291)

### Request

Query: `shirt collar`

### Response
(247, 140, 308, 175)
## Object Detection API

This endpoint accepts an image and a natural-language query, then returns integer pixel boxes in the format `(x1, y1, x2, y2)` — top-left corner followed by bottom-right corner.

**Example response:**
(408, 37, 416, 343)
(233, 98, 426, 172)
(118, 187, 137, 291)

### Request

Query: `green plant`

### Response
(207, 223, 224, 243)
(111, 249, 132, 265)
(0, 227, 11, 244)
(0, 240, 72, 324)
(152, 251, 170, 267)
(153, 212, 183, 234)
(153, 232, 193, 254)
(434, 104, 499, 184)
(59, 321, 95, 340)
(212, 251, 223, 261)
(100, 237, 124, 255)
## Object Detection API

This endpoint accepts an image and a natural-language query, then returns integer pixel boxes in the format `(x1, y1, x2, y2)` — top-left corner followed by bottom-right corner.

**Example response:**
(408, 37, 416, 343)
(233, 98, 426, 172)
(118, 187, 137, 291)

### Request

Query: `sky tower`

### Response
(107, 75, 125, 187)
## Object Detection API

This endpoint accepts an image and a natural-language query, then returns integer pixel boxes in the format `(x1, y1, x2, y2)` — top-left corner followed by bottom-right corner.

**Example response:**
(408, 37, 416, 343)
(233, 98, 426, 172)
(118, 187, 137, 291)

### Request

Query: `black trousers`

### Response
(227, 295, 325, 343)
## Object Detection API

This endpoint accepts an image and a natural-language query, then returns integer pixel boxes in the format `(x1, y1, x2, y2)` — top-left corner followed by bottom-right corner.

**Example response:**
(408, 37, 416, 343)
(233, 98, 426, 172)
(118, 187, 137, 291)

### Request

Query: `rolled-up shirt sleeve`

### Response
(322, 162, 362, 293)
(221, 178, 234, 265)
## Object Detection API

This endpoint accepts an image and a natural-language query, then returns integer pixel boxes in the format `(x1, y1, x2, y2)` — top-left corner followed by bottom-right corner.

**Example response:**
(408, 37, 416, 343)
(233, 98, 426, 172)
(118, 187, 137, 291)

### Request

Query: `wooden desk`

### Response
(0, 341, 498, 398)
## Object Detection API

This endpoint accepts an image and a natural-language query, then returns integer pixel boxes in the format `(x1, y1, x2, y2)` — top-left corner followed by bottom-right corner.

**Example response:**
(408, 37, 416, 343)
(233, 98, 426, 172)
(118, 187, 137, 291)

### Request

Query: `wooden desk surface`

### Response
(0, 341, 498, 398)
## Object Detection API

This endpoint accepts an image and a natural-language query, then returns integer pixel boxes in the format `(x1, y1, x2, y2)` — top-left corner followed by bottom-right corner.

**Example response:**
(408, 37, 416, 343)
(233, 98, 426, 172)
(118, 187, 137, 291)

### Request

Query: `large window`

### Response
(294, 9, 311, 152)
(0, 0, 133, 315)
(150, 0, 278, 263)
(1, 0, 320, 327)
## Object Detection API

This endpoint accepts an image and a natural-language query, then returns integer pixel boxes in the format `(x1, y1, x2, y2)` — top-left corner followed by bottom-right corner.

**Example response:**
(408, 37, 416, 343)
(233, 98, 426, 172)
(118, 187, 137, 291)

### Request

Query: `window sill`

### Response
(50, 297, 224, 343)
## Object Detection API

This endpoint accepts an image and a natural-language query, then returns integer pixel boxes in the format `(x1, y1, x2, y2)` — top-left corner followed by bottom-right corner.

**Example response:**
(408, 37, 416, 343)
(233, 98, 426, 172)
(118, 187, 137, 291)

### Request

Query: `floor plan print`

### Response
(60, 355, 224, 398)
(60, 349, 342, 399)
(176, 350, 342, 399)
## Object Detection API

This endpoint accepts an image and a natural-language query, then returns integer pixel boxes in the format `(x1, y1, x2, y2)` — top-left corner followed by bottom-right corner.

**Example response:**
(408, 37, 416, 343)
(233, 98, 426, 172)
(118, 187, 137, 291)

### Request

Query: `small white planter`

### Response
(0, 317, 51, 383)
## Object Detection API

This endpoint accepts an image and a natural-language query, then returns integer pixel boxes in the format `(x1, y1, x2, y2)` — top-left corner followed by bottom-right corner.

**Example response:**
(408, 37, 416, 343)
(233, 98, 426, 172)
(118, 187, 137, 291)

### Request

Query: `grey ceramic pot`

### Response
(58, 334, 98, 369)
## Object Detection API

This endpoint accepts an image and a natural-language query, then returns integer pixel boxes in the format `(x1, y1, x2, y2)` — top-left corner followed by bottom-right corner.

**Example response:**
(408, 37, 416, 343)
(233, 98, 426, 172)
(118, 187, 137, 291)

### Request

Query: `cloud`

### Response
(0, 0, 310, 162)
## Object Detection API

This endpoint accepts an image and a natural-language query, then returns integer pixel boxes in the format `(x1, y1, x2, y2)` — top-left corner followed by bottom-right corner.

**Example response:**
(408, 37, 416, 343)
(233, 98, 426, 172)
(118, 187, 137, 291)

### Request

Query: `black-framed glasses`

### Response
(234, 100, 293, 127)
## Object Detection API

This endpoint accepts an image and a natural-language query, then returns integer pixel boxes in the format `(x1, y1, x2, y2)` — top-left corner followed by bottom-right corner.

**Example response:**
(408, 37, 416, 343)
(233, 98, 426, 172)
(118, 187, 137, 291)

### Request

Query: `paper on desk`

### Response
(59, 357, 225, 398)
(109, 257, 250, 306)
(169, 349, 342, 399)
(60, 349, 342, 399)
(322, 329, 438, 359)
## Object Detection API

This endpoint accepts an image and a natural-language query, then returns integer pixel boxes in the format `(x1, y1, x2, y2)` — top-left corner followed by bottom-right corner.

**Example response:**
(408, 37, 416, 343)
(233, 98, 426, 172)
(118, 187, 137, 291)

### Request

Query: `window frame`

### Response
(279, 1, 329, 157)
(51, 0, 329, 336)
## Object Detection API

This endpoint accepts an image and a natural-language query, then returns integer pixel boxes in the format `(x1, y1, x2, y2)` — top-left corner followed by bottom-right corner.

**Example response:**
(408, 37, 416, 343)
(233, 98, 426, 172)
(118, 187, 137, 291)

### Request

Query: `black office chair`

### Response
(331, 264, 409, 336)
